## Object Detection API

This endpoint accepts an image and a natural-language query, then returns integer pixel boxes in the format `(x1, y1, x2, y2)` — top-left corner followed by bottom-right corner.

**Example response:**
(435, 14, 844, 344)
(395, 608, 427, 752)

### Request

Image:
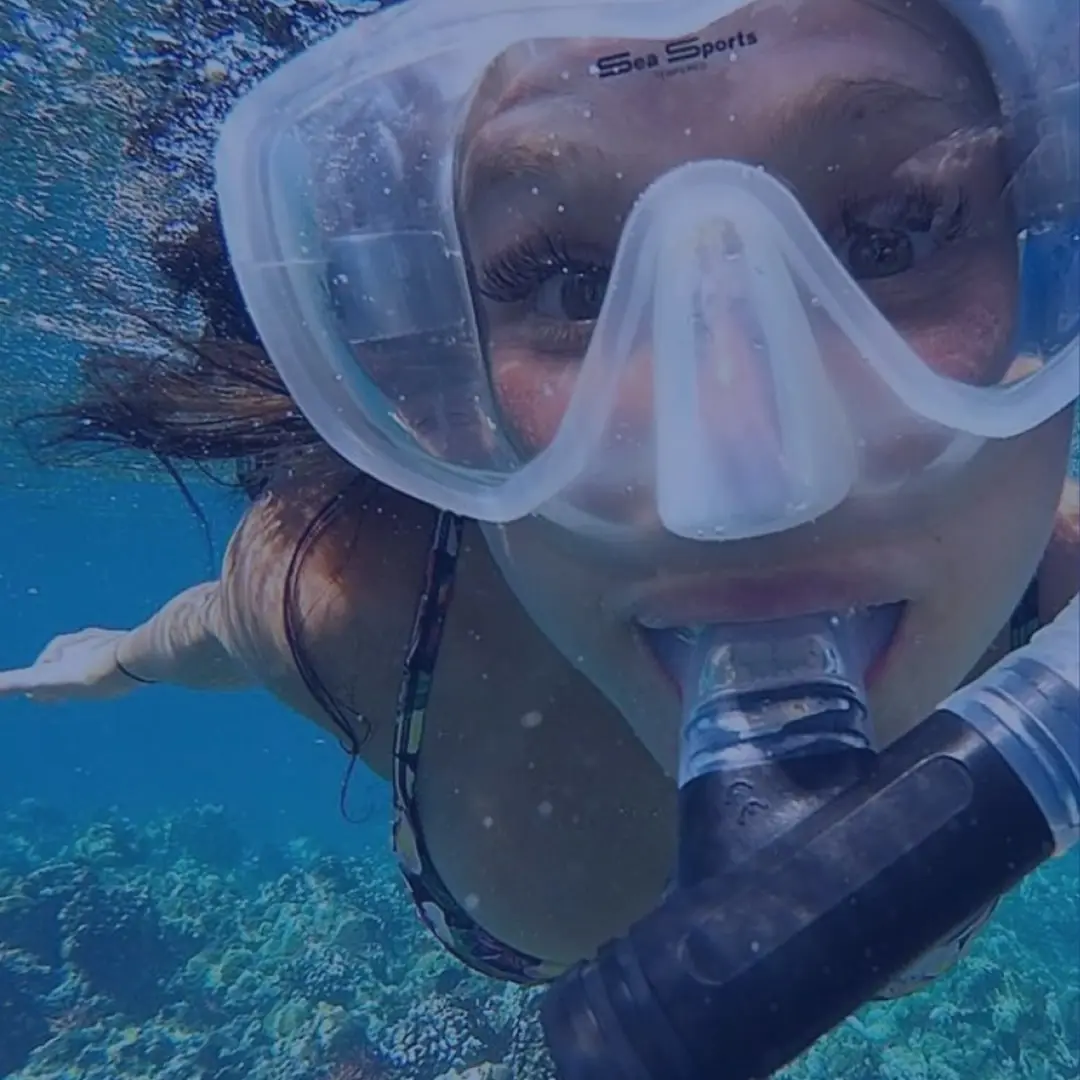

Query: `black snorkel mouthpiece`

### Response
(541, 598, 1080, 1080)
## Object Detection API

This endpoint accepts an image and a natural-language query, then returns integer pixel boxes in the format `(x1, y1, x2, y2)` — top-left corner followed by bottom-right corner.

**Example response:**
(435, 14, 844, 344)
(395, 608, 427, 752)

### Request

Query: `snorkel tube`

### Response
(541, 595, 1080, 1080)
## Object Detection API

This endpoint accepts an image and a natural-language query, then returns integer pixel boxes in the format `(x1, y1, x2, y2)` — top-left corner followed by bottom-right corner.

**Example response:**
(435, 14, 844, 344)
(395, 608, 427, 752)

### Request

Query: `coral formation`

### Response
(0, 798, 1076, 1080)
(0, 949, 53, 1076)
(59, 876, 195, 1019)
(162, 804, 244, 871)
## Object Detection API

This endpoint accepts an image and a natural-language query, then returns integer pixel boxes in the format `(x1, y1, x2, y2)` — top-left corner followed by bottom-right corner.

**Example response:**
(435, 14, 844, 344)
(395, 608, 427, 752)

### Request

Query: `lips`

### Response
(618, 568, 908, 628)
(637, 601, 907, 699)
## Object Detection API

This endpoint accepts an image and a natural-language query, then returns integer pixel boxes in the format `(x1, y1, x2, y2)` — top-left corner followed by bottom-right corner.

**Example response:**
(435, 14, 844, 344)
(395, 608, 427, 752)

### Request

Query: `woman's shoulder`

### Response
(213, 469, 433, 764)
(218, 461, 382, 637)
(214, 467, 380, 718)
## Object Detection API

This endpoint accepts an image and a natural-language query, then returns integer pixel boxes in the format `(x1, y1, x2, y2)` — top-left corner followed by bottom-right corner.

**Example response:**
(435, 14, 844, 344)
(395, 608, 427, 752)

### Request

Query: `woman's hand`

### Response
(0, 628, 144, 702)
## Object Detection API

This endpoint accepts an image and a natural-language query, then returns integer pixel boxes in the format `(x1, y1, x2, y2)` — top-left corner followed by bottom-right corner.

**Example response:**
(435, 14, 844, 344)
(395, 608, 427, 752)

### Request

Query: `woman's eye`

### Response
(841, 223, 925, 279)
(837, 190, 967, 281)
(534, 265, 611, 321)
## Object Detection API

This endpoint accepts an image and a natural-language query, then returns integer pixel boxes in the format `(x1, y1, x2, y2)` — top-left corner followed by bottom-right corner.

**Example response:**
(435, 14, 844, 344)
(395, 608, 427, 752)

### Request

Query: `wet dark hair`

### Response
(18, 200, 389, 821)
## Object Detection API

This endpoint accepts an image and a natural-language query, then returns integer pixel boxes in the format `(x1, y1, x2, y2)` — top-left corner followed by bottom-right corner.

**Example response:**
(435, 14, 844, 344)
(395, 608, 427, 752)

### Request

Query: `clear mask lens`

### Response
(216, 0, 1080, 529)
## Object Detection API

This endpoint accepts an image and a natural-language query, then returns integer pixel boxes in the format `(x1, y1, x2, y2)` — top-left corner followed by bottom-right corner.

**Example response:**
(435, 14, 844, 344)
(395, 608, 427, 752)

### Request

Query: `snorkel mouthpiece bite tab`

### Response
(678, 611, 874, 788)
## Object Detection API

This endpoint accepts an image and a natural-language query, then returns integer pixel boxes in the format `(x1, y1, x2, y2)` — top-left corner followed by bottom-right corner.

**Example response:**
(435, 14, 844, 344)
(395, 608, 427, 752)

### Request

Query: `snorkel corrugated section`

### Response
(541, 596, 1080, 1080)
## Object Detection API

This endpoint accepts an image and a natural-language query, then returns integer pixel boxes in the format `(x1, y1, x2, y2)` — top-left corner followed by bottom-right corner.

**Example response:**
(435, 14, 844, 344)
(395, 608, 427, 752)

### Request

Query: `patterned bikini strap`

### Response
(388, 510, 564, 984)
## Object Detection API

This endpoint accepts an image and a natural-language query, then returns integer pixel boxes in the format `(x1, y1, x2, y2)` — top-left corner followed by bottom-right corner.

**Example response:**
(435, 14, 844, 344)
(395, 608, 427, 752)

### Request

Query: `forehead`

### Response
(455, 0, 1001, 218)
(465, 0, 990, 129)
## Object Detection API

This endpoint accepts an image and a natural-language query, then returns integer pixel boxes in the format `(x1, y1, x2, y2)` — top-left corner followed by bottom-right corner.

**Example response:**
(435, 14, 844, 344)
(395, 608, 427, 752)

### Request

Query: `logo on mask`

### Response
(592, 30, 760, 80)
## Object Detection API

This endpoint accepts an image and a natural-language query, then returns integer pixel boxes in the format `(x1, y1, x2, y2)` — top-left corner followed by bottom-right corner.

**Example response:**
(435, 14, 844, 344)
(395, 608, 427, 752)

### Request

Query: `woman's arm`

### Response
(1038, 476, 1079, 623)
(0, 480, 345, 706)
(0, 580, 254, 702)
(114, 581, 253, 688)
(0, 481, 376, 745)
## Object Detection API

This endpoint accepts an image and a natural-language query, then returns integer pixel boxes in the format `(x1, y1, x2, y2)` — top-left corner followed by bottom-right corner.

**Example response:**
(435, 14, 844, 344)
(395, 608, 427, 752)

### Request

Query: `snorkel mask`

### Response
(213, 0, 1080, 1076)
(214, 0, 1079, 541)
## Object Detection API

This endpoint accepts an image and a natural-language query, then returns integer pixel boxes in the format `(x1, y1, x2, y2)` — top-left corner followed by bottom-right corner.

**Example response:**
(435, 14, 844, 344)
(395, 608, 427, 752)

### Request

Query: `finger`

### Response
(0, 664, 70, 698)
(0, 667, 43, 697)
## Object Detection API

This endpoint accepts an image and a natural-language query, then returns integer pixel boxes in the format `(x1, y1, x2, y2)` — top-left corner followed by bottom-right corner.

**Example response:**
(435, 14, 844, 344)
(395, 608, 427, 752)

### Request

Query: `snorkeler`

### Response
(2, 0, 1079, 1070)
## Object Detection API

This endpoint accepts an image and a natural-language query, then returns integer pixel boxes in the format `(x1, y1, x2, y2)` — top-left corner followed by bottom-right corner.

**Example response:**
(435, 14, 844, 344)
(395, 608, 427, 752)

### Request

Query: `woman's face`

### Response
(454, 0, 1075, 772)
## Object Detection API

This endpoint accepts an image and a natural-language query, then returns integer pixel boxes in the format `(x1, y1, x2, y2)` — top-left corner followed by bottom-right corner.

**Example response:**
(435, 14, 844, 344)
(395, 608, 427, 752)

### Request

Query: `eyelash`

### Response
(478, 233, 607, 305)
(478, 181, 970, 314)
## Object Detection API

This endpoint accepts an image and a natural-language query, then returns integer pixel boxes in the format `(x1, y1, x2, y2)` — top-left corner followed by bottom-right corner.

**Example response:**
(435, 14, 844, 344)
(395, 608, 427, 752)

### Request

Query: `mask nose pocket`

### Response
(649, 176, 857, 540)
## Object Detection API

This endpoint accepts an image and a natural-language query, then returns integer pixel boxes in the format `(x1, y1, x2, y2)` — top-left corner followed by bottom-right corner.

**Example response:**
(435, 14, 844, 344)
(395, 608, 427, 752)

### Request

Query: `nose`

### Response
(649, 210, 857, 540)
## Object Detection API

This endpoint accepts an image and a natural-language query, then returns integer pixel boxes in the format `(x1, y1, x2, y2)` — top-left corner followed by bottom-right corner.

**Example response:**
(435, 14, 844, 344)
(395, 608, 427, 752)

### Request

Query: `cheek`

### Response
(490, 345, 579, 452)
(491, 343, 658, 456)
(898, 244, 1019, 386)
(811, 242, 1019, 476)
(872, 413, 1073, 743)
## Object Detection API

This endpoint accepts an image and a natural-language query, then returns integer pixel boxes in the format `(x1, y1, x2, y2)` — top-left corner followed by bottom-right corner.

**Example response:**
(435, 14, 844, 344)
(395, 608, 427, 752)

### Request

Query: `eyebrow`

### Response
(461, 77, 974, 206)
(459, 127, 616, 209)
(858, 0, 952, 45)
(760, 76, 974, 159)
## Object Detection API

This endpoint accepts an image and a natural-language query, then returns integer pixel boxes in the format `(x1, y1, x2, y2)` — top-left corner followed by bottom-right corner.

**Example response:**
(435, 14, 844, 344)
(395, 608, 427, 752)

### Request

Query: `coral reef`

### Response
(0, 949, 54, 1077)
(161, 804, 244, 871)
(59, 876, 195, 1019)
(0, 799, 535, 1080)
(0, 798, 1076, 1080)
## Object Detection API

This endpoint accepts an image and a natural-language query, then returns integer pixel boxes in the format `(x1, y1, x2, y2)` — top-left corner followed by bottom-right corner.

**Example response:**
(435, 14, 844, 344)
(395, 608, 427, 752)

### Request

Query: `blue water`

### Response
(1, 2, 1078, 1079)
(0, 0, 392, 852)
(0, 477, 388, 853)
